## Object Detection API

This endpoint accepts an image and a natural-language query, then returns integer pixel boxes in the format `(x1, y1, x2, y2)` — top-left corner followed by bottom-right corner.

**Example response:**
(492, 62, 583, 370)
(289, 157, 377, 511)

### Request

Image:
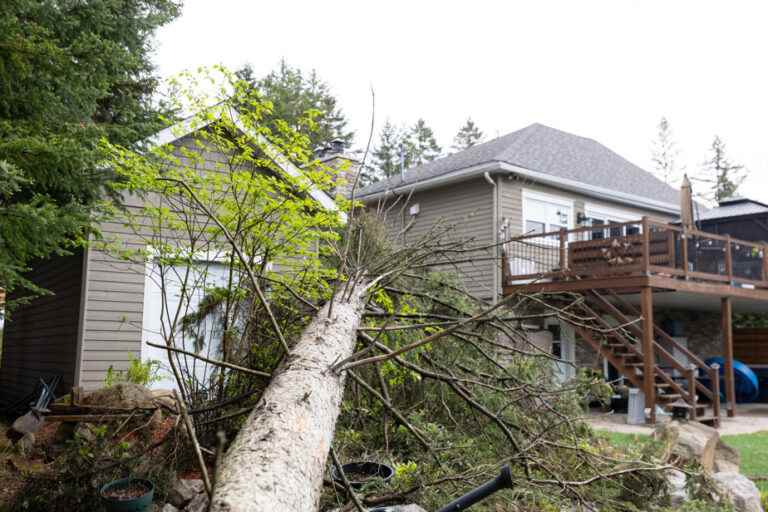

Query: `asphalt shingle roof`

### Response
(697, 197, 768, 221)
(358, 123, 680, 206)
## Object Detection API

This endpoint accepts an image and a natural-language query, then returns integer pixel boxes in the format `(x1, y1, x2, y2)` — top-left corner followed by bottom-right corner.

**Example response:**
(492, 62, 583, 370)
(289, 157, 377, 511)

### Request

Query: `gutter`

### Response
(357, 161, 680, 216)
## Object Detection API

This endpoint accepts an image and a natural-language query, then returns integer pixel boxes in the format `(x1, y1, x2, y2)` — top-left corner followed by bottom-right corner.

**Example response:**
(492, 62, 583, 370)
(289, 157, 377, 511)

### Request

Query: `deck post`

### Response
(721, 296, 736, 418)
(762, 244, 768, 283)
(640, 286, 656, 423)
(559, 228, 567, 274)
(725, 235, 733, 283)
(641, 217, 650, 274)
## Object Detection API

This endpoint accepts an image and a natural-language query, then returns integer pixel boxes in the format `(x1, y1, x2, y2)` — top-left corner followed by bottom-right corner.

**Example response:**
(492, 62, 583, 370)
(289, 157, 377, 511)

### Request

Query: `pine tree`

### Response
(366, 121, 404, 184)
(697, 136, 747, 203)
(0, 0, 181, 309)
(452, 118, 484, 151)
(237, 60, 354, 150)
(650, 117, 684, 185)
(406, 119, 442, 166)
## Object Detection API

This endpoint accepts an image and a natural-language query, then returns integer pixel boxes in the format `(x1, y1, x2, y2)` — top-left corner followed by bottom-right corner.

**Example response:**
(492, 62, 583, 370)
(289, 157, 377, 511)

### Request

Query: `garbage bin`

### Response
(627, 388, 645, 425)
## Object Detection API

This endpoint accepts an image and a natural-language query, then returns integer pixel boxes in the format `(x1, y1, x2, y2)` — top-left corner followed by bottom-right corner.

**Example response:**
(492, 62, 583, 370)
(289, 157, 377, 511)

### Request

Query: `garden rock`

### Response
(665, 469, 688, 507)
(167, 478, 204, 508)
(654, 420, 718, 471)
(714, 440, 741, 473)
(332, 506, 426, 512)
(161, 504, 180, 512)
(15, 432, 35, 456)
(185, 492, 209, 512)
(711, 472, 763, 512)
(81, 383, 157, 409)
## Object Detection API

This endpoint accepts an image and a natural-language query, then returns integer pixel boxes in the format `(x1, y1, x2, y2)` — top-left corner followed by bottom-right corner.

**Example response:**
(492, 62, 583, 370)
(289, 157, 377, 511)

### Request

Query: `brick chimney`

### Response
(314, 139, 361, 199)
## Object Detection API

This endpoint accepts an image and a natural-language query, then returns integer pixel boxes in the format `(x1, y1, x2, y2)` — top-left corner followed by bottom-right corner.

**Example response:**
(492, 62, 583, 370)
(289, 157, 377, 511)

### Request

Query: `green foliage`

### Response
(0, 0, 181, 309)
(405, 119, 442, 167)
(696, 135, 747, 204)
(104, 354, 161, 387)
(452, 117, 484, 152)
(101, 66, 345, 404)
(651, 117, 684, 186)
(236, 60, 353, 150)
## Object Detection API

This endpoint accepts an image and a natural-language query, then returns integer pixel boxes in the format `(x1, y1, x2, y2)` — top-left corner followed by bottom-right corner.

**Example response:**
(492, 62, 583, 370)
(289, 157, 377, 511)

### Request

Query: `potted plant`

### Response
(100, 477, 155, 512)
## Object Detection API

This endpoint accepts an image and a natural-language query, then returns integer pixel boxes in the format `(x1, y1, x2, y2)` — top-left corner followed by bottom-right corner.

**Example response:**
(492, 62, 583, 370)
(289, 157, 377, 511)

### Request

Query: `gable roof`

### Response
(358, 123, 680, 214)
(147, 105, 346, 222)
(697, 197, 768, 221)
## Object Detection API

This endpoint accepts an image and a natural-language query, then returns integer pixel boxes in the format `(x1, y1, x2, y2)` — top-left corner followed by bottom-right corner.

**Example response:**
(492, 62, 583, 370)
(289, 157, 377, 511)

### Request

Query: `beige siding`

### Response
(373, 178, 497, 299)
(77, 134, 236, 390)
(0, 251, 84, 402)
(499, 176, 675, 235)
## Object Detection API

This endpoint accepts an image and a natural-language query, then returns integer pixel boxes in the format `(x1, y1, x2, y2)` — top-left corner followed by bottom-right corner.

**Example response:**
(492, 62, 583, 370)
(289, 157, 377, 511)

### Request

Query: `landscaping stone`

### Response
(185, 492, 209, 512)
(665, 469, 688, 507)
(81, 383, 157, 409)
(332, 505, 426, 512)
(161, 504, 180, 512)
(167, 478, 204, 508)
(14, 432, 35, 456)
(711, 471, 763, 512)
(654, 420, 719, 471)
(714, 439, 741, 473)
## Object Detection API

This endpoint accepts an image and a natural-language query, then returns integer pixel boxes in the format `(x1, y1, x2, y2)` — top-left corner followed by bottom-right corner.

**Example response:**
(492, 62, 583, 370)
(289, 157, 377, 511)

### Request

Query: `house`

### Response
(0, 108, 351, 404)
(696, 197, 768, 243)
(357, 123, 768, 426)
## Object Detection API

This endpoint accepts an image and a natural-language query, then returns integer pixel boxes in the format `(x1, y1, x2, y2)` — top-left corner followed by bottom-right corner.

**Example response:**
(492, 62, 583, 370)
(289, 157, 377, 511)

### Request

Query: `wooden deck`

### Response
(501, 217, 768, 427)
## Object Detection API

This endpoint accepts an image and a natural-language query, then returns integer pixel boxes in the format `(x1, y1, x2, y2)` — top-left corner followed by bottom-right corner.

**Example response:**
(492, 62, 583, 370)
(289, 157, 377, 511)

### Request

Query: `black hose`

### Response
(436, 465, 513, 512)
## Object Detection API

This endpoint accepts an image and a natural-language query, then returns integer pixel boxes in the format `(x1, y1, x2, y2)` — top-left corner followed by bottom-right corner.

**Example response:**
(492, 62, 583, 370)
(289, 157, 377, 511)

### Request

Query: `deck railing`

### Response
(502, 217, 768, 289)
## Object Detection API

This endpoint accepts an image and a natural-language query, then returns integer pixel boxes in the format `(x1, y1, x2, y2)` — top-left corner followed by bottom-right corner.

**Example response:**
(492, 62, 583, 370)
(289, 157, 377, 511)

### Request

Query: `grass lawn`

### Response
(600, 430, 768, 493)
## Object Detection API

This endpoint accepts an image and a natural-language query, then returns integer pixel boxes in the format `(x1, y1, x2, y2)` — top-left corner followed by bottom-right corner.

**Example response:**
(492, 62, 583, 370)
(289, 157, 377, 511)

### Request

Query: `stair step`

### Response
(666, 400, 707, 411)
(656, 393, 682, 402)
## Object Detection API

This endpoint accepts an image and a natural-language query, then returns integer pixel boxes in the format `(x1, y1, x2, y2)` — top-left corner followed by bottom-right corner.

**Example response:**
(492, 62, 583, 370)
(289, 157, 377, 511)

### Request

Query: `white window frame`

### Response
(522, 189, 575, 243)
(584, 202, 641, 240)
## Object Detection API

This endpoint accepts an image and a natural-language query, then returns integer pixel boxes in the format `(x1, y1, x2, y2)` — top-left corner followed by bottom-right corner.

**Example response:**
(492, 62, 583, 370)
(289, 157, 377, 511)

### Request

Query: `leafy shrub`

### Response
(104, 354, 162, 387)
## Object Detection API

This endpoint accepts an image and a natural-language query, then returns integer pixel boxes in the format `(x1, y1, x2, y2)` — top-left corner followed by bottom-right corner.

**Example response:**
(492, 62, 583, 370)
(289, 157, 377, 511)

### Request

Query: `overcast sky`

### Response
(154, 0, 768, 203)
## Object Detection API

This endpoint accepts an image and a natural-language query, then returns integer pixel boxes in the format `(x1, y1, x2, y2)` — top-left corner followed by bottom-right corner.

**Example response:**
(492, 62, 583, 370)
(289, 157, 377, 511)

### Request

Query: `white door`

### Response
(141, 261, 230, 390)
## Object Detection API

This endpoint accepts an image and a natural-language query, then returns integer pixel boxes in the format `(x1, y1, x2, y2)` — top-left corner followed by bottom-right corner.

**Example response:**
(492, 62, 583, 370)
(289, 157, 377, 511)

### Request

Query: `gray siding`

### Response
(77, 134, 235, 390)
(372, 178, 497, 299)
(499, 176, 676, 236)
(0, 250, 84, 402)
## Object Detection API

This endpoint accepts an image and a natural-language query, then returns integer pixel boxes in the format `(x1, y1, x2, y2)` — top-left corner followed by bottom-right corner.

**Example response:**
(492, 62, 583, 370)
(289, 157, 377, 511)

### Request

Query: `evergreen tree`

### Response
(452, 117, 484, 151)
(0, 0, 181, 309)
(406, 119, 442, 166)
(237, 60, 354, 150)
(697, 135, 747, 203)
(367, 121, 404, 184)
(650, 117, 684, 185)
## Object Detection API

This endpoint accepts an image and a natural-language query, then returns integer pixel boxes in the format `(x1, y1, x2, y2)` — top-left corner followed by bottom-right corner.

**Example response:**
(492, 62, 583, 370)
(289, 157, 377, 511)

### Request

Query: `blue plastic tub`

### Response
(704, 357, 759, 403)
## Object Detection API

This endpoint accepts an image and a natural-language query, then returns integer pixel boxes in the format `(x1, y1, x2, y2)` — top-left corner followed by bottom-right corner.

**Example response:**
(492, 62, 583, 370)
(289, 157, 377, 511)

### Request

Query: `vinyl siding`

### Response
(499, 176, 676, 236)
(372, 178, 496, 299)
(77, 134, 238, 390)
(0, 250, 84, 403)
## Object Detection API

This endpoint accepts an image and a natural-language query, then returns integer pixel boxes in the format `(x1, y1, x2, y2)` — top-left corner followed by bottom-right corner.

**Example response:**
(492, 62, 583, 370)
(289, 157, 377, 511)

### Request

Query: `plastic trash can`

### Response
(627, 388, 646, 425)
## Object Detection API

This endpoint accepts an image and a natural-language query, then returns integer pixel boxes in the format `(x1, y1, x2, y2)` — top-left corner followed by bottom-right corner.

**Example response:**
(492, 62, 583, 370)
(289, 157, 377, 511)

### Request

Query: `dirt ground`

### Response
(587, 403, 768, 435)
(0, 418, 59, 510)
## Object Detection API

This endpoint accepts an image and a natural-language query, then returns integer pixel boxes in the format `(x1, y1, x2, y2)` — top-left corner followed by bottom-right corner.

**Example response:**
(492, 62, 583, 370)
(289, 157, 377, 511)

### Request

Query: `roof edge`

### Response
(143, 106, 346, 223)
(356, 161, 680, 215)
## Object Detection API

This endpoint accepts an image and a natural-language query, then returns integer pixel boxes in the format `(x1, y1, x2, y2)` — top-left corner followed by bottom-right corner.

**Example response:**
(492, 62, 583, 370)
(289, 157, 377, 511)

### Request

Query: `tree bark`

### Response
(210, 282, 368, 512)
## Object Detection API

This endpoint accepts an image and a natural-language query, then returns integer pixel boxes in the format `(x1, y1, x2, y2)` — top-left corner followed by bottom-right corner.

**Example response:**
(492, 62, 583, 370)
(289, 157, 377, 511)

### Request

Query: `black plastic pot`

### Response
(331, 461, 394, 489)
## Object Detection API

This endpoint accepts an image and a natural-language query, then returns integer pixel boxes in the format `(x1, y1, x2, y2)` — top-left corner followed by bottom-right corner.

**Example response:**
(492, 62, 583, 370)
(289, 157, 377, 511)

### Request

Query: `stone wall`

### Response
(655, 309, 724, 361)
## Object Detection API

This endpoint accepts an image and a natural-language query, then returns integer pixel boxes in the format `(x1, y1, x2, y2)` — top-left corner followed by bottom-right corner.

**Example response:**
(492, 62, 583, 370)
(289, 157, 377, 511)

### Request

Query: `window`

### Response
(522, 191, 574, 240)
(584, 203, 640, 240)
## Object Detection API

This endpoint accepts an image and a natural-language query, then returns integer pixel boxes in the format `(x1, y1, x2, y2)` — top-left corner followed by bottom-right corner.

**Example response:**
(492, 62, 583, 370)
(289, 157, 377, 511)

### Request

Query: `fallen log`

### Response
(210, 282, 368, 512)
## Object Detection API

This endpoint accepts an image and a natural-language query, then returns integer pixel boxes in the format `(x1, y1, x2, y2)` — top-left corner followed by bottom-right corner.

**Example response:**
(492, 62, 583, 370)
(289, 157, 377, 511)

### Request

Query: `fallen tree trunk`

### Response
(210, 282, 368, 512)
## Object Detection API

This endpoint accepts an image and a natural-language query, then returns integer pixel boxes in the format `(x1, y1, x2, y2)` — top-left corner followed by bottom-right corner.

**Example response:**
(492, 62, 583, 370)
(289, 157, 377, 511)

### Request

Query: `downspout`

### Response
(484, 172, 500, 304)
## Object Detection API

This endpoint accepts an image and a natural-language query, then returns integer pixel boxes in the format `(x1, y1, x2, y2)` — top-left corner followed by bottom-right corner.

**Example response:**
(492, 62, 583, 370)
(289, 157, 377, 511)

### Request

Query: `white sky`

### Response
(153, 0, 768, 202)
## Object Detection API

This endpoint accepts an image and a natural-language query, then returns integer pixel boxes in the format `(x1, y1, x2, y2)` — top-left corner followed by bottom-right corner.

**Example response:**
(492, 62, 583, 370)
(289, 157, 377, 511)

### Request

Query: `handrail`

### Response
(608, 291, 710, 370)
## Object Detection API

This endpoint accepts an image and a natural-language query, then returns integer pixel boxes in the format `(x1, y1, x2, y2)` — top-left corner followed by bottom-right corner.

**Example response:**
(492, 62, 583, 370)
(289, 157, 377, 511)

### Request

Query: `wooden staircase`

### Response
(572, 289, 721, 427)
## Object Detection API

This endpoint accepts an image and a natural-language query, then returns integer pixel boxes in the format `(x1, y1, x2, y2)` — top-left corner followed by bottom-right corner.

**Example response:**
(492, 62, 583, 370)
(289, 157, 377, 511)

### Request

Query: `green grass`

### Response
(722, 431, 768, 493)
